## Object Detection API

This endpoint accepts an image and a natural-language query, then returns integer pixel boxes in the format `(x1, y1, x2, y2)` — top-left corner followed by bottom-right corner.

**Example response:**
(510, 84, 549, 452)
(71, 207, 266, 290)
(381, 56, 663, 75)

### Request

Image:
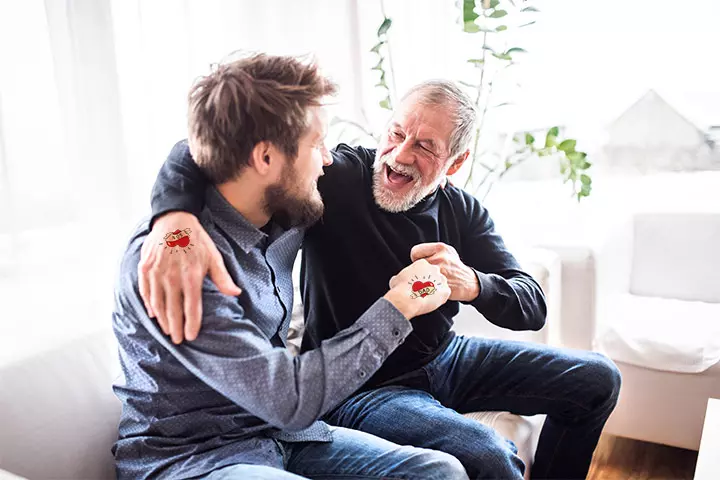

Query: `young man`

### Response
(111, 53, 466, 480)
(142, 80, 621, 479)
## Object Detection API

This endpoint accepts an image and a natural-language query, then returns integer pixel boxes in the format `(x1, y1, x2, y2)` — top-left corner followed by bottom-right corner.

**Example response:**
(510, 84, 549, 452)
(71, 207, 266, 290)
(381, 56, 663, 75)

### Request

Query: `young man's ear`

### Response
(446, 150, 470, 176)
(249, 141, 275, 175)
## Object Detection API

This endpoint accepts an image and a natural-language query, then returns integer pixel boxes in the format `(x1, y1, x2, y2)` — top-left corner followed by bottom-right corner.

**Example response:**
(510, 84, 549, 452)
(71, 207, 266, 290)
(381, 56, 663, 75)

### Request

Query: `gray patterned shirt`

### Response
(112, 186, 411, 479)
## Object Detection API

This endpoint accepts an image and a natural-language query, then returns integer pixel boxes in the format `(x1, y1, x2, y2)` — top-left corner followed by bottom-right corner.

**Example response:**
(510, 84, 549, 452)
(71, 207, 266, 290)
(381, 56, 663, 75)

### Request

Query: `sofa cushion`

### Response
(595, 293, 720, 373)
(630, 213, 720, 303)
(0, 328, 121, 480)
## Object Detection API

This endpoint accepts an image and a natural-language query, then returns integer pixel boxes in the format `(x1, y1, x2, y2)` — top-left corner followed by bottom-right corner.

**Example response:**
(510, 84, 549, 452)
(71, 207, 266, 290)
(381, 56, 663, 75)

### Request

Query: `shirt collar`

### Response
(204, 186, 267, 254)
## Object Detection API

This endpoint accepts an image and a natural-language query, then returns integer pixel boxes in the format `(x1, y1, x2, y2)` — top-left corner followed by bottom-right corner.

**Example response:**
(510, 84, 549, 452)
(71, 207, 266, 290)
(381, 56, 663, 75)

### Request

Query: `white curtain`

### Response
(0, 0, 377, 358)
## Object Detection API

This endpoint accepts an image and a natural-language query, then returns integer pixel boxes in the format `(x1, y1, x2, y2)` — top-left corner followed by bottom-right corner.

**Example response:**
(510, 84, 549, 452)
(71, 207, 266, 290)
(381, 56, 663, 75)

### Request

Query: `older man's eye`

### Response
(419, 143, 433, 154)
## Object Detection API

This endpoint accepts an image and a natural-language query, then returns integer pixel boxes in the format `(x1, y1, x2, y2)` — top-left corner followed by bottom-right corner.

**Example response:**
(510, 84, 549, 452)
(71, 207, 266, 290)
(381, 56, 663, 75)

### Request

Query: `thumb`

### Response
(410, 242, 444, 262)
(208, 248, 242, 296)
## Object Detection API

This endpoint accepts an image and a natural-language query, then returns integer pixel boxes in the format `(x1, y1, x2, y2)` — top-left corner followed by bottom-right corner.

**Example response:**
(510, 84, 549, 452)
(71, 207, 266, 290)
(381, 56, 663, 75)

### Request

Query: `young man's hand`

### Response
(384, 259, 451, 319)
(138, 211, 241, 343)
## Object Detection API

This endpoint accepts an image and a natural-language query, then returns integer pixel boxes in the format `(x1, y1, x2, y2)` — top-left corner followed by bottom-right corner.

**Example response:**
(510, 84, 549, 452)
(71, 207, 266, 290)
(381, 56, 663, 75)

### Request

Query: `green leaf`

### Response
(566, 151, 587, 162)
(504, 160, 512, 169)
(558, 139, 577, 153)
(580, 174, 592, 185)
(464, 22, 480, 33)
(548, 126, 560, 137)
(581, 160, 592, 169)
(377, 18, 392, 36)
(375, 79, 388, 88)
(496, 25, 508, 32)
(492, 52, 513, 61)
(482, 44, 497, 53)
(489, 0, 500, 8)
(521, 6, 540, 12)
(489, 9, 508, 18)
(467, 58, 485, 66)
(371, 58, 384, 70)
(370, 42, 384, 54)
(462, 0, 480, 33)
(506, 47, 527, 55)
(545, 134, 557, 148)
(379, 97, 392, 110)
(525, 133, 535, 145)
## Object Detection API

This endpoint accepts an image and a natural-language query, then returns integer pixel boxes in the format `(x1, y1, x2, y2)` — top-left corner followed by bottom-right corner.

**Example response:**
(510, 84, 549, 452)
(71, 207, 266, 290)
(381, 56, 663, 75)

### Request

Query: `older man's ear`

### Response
(441, 150, 470, 188)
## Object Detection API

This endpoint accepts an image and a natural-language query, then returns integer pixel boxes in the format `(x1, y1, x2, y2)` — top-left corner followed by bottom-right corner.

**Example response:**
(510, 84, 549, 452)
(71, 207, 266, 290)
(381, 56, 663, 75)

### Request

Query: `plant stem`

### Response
(380, 0, 398, 103)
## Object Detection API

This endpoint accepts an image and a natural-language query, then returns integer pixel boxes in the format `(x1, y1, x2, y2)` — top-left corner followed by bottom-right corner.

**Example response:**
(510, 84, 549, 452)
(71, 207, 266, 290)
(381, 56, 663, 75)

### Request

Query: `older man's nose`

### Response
(394, 141, 415, 165)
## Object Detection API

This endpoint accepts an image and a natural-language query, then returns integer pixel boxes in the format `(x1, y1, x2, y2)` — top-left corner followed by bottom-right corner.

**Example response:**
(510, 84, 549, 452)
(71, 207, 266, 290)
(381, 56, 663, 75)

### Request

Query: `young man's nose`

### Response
(322, 147, 333, 167)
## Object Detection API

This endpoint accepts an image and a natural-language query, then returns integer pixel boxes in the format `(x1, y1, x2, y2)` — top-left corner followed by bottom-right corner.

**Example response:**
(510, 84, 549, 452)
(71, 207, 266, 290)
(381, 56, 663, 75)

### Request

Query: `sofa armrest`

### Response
(452, 247, 561, 346)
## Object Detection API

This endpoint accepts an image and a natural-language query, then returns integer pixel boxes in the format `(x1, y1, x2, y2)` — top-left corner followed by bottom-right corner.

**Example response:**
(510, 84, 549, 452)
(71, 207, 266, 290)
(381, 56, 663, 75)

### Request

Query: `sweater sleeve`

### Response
(460, 197, 547, 331)
(150, 140, 209, 226)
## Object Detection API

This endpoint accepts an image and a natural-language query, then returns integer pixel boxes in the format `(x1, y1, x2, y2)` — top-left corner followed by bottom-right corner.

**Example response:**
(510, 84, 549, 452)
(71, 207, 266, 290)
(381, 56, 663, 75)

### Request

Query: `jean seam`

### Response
(539, 425, 566, 478)
(460, 393, 593, 421)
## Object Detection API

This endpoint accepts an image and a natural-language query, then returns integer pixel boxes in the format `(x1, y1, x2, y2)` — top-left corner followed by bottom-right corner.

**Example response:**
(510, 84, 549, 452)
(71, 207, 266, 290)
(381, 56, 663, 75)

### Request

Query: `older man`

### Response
(143, 79, 621, 479)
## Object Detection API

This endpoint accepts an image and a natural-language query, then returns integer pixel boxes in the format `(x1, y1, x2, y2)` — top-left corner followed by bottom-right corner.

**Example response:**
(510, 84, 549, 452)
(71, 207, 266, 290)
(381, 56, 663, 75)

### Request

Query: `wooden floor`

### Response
(587, 434, 698, 480)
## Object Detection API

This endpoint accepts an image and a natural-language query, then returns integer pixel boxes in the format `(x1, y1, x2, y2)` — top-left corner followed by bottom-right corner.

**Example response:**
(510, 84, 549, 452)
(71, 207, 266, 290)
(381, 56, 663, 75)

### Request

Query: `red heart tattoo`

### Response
(161, 228, 194, 253)
(412, 281, 436, 298)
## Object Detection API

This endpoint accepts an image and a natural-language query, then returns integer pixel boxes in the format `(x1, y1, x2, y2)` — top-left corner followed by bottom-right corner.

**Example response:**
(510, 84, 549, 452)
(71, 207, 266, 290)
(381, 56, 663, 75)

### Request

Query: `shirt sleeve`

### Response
(117, 242, 412, 431)
(150, 140, 209, 226)
(460, 198, 548, 331)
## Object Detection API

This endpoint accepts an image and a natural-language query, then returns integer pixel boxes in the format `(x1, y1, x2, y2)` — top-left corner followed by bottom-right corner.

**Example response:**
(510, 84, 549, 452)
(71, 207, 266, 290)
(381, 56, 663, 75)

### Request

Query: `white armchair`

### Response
(588, 212, 720, 450)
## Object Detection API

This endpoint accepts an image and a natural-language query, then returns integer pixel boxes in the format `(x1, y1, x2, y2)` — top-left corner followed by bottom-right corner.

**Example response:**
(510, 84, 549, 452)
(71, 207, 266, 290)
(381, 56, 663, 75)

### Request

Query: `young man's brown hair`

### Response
(188, 52, 337, 183)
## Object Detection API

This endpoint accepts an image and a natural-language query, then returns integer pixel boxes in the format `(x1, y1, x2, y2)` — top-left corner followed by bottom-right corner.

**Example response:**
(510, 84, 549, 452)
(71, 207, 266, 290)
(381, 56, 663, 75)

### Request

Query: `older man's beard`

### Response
(265, 164, 324, 229)
(372, 152, 440, 213)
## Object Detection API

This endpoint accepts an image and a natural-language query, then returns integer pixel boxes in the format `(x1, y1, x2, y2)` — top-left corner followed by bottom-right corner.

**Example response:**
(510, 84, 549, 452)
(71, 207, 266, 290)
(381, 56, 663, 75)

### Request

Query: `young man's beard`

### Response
(265, 165, 324, 229)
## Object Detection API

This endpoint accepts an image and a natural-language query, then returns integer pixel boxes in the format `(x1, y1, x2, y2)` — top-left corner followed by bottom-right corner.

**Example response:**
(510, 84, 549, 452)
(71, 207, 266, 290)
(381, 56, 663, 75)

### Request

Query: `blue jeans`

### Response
(198, 425, 468, 479)
(325, 335, 621, 479)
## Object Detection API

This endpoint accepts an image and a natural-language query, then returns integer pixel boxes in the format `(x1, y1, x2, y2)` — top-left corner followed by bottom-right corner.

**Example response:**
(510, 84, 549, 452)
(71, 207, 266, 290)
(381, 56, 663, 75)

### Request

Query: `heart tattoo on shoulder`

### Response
(409, 276, 442, 299)
(160, 228, 194, 254)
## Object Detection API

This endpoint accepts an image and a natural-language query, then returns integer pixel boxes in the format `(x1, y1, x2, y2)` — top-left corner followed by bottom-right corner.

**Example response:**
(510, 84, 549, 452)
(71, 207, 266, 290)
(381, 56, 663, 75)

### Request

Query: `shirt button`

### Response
(359, 370, 366, 378)
(392, 329, 400, 337)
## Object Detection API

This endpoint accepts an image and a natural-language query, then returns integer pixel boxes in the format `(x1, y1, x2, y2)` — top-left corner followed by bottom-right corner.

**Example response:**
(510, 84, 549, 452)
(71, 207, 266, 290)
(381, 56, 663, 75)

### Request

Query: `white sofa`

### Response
(593, 212, 720, 450)
(0, 249, 559, 480)
(544, 212, 720, 451)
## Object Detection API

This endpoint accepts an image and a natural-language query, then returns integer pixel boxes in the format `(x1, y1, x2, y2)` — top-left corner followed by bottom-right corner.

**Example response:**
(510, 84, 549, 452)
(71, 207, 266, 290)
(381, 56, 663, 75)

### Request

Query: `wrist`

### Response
(383, 290, 415, 320)
(462, 267, 481, 302)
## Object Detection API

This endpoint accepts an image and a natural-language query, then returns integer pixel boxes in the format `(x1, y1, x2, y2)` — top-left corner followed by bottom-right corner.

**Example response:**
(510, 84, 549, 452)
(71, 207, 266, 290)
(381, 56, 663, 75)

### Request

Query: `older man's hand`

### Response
(410, 242, 480, 302)
(138, 212, 241, 344)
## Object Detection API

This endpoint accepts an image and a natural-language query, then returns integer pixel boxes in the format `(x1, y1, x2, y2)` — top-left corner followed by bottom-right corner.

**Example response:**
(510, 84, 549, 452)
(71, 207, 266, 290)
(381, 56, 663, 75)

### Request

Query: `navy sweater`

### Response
(151, 141, 547, 386)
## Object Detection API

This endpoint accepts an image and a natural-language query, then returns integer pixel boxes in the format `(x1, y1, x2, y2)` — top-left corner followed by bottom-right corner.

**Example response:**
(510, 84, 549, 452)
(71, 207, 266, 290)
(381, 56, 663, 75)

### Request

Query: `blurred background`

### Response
(0, 1, 719, 476)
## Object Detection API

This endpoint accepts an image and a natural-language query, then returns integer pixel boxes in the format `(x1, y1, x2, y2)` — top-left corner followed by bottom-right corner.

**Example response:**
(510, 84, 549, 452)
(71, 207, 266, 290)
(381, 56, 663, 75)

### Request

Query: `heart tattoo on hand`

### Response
(160, 228, 195, 254)
(410, 278, 438, 299)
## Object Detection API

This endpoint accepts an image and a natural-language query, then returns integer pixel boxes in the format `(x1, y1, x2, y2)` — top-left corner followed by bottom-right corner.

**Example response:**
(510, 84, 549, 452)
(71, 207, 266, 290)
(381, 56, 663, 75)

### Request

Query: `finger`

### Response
(421, 252, 446, 267)
(388, 275, 398, 289)
(183, 274, 203, 341)
(410, 243, 446, 262)
(208, 245, 242, 296)
(165, 280, 184, 344)
(149, 273, 168, 335)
